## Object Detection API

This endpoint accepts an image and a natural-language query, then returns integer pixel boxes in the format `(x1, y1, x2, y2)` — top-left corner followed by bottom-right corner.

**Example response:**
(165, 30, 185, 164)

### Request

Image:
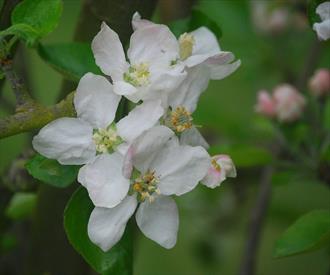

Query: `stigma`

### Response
(179, 33, 195, 60)
(124, 63, 150, 87)
(92, 125, 122, 153)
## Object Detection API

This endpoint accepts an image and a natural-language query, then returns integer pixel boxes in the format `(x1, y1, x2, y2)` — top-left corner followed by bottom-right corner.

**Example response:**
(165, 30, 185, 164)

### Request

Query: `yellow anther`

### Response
(169, 106, 193, 133)
(211, 158, 221, 172)
(179, 33, 195, 60)
(92, 127, 121, 153)
(124, 63, 150, 87)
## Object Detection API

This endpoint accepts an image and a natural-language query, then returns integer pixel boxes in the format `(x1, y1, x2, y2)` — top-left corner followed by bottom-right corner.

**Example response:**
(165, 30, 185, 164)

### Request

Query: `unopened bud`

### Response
(309, 69, 330, 97)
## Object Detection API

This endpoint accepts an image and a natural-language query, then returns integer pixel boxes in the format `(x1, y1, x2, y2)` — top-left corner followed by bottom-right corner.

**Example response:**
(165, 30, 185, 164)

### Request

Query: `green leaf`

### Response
(307, 0, 328, 26)
(0, 0, 63, 45)
(209, 144, 273, 168)
(64, 187, 133, 275)
(274, 210, 330, 258)
(0, 233, 17, 253)
(5, 192, 37, 220)
(38, 43, 101, 82)
(25, 154, 79, 188)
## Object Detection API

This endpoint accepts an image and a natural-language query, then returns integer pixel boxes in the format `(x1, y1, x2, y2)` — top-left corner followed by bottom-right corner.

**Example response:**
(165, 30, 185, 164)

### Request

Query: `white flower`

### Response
(92, 20, 186, 103)
(82, 126, 210, 251)
(132, 13, 240, 148)
(313, 2, 330, 41)
(33, 73, 164, 208)
(202, 155, 237, 188)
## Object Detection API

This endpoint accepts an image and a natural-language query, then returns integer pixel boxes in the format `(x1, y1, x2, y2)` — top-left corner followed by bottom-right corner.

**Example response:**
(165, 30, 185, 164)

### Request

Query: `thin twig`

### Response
(0, 57, 33, 106)
(239, 165, 274, 275)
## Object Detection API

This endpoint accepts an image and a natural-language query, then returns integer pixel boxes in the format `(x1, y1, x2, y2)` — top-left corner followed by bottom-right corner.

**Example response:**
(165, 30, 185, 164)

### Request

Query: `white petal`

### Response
(132, 12, 154, 30)
(209, 59, 241, 80)
(74, 73, 121, 129)
(125, 126, 174, 175)
(92, 22, 128, 80)
(87, 196, 137, 252)
(168, 66, 210, 112)
(136, 195, 178, 249)
(316, 2, 330, 21)
(313, 20, 330, 41)
(113, 81, 137, 97)
(180, 127, 209, 149)
(190, 27, 220, 56)
(128, 24, 178, 64)
(117, 100, 164, 143)
(151, 138, 210, 196)
(32, 118, 95, 165)
(78, 153, 130, 208)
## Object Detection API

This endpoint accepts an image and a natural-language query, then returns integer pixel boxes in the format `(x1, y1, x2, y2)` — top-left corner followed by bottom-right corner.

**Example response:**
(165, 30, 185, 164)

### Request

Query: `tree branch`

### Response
(0, 92, 75, 139)
(239, 165, 274, 275)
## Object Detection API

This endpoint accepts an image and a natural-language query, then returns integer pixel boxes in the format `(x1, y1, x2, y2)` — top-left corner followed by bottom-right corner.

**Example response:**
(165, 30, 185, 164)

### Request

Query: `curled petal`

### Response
(32, 118, 95, 165)
(316, 2, 330, 21)
(132, 12, 154, 30)
(136, 195, 179, 249)
(88, 196, 137, 252)
(180, 127, 209, 149)
(202, 154, 236, 189)
(313, 20, 330, 41)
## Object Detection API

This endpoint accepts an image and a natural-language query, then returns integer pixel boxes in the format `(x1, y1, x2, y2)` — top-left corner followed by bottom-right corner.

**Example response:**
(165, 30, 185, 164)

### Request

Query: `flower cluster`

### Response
(255, 84, 306, 123)
(32, 13, 240, 251)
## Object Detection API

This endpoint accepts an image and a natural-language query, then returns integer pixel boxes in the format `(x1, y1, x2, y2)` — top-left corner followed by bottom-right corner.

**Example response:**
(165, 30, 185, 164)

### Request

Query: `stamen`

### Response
(123, 63, 150, 87)
(168, 106, 193, 133)
(211, 158, 221, 172)
(179, 33, 195, 60)
(131, 170, 160, 203)
(92, 125, 122, 153)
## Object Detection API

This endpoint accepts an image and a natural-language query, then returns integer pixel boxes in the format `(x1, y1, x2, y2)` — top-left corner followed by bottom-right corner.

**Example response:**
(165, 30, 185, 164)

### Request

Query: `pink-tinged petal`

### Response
(202, 154, 236, 189)
(309, 68, 330, 97)
(92, 22, 128, 80)
(74, 73, 121, 129)
(78, 153, 130, 208)
(136, 195, 179, 249)
(190, 27, 220, 56)
(273, 84, 306, 122)
(117, 99, 164, 143)
(87, 196, 137, 252)
(152, 138, 210, 196)
(255, 90, 276, 117)
(32, 118, 95, 165)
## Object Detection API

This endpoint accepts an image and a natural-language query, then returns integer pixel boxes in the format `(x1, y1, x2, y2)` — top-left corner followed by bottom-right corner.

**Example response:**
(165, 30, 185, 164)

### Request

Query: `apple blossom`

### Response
(92, 20, 186, 103)
(313, 2, 330, 41)
(33, 73, 164, 208)
(202, 155, 237, 188)
(309, 68, 330, 97)
(80, 126, 210, 251)
(273, 84, 306, 123)
(255, 90, 276, 118)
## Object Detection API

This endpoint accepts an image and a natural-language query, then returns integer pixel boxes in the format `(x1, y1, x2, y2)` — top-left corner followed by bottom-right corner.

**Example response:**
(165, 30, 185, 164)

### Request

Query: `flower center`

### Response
(168, 106, 193, 133)
(179, 33, 195, 60)
(211, 158, 221, 172)
(123, 63, 150, 87)
(92, 125, 122, 154)
(130, 170, 160, 203)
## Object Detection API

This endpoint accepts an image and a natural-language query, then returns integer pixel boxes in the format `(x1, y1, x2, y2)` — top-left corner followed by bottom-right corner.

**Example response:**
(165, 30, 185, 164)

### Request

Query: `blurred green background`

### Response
(0, 0, 329, 274)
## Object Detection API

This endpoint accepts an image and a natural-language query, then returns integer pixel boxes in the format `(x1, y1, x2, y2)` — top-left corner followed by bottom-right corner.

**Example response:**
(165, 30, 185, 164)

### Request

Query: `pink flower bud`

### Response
(255, 90, 276, 117)
(202, 155, 236, 189)
(273, 84, 306, 122)
(309, 69, 330, 97)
